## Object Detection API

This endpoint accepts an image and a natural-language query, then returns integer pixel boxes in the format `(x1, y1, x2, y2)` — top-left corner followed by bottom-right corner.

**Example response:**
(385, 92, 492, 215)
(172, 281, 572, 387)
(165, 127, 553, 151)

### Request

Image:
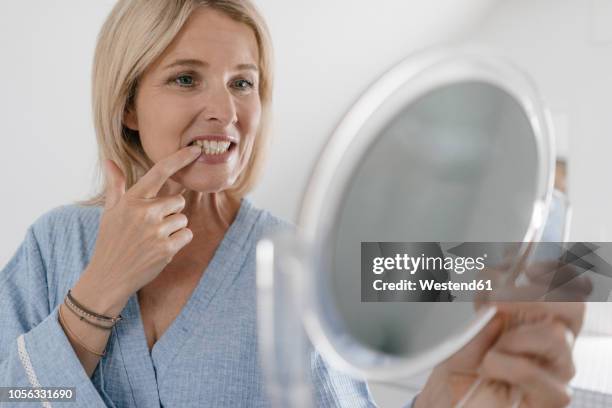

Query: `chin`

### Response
(172, 171, 236, 193)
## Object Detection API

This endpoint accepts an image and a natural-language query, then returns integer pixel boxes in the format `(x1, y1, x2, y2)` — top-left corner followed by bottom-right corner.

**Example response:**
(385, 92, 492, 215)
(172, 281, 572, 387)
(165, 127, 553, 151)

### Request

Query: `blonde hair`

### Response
(78, 0, 274, 206)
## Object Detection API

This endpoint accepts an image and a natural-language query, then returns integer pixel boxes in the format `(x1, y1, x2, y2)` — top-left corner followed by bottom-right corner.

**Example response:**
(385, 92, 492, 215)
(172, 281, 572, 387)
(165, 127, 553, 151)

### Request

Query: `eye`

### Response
(232, 78, 255, 92)
(171, 73, 197, 88)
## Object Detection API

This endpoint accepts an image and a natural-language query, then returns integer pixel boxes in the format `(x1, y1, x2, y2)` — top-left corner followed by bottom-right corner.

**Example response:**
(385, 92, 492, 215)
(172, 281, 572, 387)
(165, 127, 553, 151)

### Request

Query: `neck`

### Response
(182, 190, 241, 238)
(158, 181, 241, 240)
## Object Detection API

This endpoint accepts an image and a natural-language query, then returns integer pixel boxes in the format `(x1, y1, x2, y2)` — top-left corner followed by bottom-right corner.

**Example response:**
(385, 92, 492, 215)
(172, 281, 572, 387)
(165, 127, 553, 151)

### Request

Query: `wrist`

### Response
(71, 268, 130, 317)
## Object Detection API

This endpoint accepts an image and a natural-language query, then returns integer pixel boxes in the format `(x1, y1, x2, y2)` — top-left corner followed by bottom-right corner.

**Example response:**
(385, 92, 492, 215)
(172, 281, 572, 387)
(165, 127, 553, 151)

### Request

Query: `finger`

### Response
(479, 349, 572, 407)
(525, 263, 593, 297)
(167, 228, 193, 256)
(493, 320, 576, 381)
(474, 268, 505, 309)
(159, 213, 189, 237)
(103, 159, 126, 210)
(541, 285, 591, 302)
(490, 242, 523, 265)
(492, 302, 585, 337)
(476, 243, 533, 287)
(525, 262, 583, 285)
(524, 260, 566, 279)
(129, 146, 201, 198)
(151, 194, 186, 218)
(476, 266, 590, 313)
(445, 313, 504, 371)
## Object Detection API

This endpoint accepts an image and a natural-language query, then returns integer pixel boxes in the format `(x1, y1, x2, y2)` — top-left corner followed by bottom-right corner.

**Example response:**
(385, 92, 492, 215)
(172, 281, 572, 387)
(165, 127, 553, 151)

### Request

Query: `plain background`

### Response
(1, 1, 612, 406)
(3, 0, 612, 255)
(0, 0, 495, 265)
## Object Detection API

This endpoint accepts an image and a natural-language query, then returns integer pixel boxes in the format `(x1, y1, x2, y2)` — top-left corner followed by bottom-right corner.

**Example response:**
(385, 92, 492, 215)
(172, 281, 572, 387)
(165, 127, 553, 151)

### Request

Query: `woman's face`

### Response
(124, 8, 261, 193)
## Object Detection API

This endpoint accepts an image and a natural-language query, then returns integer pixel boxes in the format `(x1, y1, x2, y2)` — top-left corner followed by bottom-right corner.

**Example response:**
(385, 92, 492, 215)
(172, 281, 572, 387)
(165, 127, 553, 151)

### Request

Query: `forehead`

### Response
(157, 8, 259, 68)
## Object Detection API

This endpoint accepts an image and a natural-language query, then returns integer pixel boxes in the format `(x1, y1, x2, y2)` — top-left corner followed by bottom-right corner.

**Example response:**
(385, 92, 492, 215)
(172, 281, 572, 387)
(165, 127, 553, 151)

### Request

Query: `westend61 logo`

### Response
(372, 253, 487, 275)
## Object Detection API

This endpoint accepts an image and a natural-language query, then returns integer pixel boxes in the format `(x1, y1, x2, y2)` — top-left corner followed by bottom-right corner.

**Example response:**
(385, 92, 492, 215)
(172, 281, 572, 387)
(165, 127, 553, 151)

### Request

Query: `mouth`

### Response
(187, 138, 238, 155)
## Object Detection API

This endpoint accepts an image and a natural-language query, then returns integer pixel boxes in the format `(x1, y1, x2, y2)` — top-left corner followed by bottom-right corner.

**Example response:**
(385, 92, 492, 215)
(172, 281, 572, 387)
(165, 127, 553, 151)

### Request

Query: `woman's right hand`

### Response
(71, 145, 202, 316)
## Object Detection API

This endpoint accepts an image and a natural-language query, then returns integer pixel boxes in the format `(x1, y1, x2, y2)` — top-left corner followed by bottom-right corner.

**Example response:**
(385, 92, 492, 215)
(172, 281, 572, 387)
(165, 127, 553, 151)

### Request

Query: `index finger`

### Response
(129, 146, 201, 198)
(491, 301, 585, 337)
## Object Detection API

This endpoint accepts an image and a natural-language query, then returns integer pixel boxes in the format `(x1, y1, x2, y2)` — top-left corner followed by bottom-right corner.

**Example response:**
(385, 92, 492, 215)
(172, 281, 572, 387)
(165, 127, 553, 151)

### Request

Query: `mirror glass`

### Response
(321, 81, 541, 358)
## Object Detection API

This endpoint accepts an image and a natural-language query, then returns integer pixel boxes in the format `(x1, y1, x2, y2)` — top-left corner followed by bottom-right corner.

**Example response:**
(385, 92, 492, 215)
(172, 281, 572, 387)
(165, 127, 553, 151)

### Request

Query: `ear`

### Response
(123, 106, 139, 131)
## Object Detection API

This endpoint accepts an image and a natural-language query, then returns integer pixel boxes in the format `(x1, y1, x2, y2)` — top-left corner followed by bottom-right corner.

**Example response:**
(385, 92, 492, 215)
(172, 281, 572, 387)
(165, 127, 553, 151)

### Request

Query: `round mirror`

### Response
(297, 48, 554, 380)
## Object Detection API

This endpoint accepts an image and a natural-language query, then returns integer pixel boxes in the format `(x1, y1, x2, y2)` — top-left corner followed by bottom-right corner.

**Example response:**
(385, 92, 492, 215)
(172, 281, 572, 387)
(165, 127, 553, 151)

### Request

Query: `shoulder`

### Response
(258, 208, 295, 233)
(243, 198, 296, 239)
(29, 203, 102, 246)
(11, 204, 102, 293)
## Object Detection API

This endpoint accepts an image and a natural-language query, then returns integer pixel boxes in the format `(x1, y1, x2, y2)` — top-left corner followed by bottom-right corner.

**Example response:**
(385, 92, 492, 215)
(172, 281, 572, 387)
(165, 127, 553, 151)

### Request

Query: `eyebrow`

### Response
(163, 58, 258, 72)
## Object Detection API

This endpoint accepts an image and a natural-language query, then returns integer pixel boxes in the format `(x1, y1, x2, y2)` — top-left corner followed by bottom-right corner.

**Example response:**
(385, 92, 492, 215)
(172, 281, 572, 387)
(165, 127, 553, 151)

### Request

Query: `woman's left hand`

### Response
(415, 301, 585, 408)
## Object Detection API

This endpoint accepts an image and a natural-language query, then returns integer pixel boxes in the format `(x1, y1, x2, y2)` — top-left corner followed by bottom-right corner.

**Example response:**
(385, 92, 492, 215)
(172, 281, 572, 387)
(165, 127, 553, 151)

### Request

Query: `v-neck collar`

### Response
(113, 197, 261, 406)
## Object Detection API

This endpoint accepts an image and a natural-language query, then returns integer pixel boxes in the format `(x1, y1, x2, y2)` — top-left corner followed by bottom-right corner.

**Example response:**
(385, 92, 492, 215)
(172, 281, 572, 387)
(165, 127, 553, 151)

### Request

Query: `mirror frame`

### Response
(296, 47, 556, 380)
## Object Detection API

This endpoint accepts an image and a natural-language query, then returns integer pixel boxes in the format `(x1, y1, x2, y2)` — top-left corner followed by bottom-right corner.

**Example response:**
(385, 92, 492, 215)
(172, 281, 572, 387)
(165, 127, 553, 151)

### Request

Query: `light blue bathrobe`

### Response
(0, 198, 416, 407)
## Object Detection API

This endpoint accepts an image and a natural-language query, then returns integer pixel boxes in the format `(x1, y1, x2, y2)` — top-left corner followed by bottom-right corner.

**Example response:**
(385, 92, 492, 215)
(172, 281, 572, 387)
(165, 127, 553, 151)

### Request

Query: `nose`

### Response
(201, 85, 238, 127)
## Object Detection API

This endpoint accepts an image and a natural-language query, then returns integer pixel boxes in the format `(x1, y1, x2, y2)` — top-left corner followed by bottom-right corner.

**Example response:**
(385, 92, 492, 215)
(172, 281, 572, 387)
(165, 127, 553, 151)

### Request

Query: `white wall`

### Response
(0, 0, 116, 264)
(463, 0, 612, 242)
(249, 0, 498, 224)
(0, 0, 496, 263)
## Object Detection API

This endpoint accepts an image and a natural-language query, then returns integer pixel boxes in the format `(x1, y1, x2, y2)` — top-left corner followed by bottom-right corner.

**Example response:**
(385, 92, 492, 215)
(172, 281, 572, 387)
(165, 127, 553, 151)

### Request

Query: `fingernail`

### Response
(190, 145, 201, 154)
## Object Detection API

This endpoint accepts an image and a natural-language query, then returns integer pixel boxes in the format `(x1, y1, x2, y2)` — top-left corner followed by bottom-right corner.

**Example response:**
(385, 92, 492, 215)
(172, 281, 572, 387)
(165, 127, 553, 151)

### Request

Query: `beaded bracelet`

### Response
(63, 299, 114, 330)
(65, 289, 123, 326)
(58, 305, 106, 357)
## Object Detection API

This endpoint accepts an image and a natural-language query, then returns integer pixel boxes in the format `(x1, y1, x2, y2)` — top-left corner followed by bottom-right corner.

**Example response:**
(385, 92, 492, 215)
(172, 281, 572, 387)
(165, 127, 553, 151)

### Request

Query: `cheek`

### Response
(237, 100, 261, 160)
(239, 99, 261, 140)
(137, 96, 195, 161)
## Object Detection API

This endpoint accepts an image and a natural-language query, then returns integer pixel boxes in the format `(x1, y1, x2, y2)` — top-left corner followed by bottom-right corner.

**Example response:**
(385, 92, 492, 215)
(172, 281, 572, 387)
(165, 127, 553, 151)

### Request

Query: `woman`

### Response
(0, 1, 583, 407)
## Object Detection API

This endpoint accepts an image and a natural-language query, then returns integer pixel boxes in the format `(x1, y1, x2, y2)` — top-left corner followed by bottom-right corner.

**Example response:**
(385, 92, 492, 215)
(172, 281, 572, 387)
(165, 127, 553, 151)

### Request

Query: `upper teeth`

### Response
(191, 140, 232, 155)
